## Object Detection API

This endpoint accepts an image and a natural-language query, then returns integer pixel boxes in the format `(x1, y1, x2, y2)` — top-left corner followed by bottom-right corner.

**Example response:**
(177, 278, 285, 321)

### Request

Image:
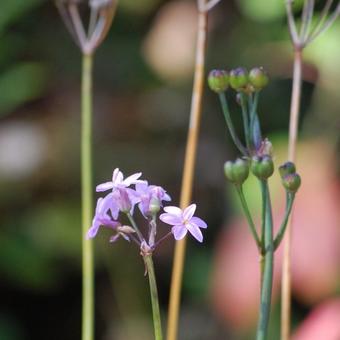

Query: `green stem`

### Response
(256, 181, 274, 340)
(239, 93, 251, 149)
(144, 255, 163, 340)
(82, 53, 94, 340)
(249, 92, 259, 130)
(126, 212, 144, 242)
(260, 180, 267, 254)
(218, 92, 248, 156)
(274, 193, 295, 251)
(249, 92, 262, 149)
(235, 185, 261, 250)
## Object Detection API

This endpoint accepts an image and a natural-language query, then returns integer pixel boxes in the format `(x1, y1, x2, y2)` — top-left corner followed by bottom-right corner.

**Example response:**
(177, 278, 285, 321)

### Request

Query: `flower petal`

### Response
(163, 193, 171, 201)
(96, 182, 114, 192)
(186, 222, 203, 242)
(87, 225, 99, 239)
(100, 193, 114, 212)
(163, 206, 183, 217)
(95, 197, 104, 214)
(172, 225, 188, 240)
(112, 168, 123, 184)
(160, 213, 182, 225)
(183, 204, 196, 221)
(123, 172, 142, 186)
(190, 216, 207, 229)
(135, 181, 148, 194)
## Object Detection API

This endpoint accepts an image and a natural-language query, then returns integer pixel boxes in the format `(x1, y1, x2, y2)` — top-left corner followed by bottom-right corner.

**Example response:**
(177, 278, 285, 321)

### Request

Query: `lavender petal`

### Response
(186, 222, 203, 242)
(123, 172, 142, 186)
(96, 182, 114, 192)
(172, 225, 188, 240)
(159, 213, 182, 225)
(163, 206, 183, 217)
(183, 204, 196, 221)
(190, 216, 207, 229)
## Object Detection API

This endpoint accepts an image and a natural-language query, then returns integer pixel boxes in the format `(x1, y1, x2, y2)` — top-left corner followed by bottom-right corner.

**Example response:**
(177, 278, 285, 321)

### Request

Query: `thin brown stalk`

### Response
(281, 48, 302, 340)
(166, 4, 208, 340)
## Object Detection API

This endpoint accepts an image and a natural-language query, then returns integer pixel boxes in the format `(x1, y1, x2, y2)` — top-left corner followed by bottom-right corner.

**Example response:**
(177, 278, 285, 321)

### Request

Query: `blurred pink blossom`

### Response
(292, 299, 340, 340)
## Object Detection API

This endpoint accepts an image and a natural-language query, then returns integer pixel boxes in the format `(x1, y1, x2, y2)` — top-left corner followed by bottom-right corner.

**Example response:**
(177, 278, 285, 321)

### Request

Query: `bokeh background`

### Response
(0, 0, 340, 339)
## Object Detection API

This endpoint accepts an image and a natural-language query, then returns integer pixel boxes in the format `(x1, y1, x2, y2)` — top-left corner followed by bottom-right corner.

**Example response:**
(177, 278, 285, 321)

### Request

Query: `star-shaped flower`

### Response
(96, 168, 142, 192)
(159, 204, 207, 242)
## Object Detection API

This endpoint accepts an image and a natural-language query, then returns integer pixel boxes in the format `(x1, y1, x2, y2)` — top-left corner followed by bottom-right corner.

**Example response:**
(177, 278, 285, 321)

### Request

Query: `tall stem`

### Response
(82, 53, 94, 340)
(281, 48, 302, 340)
(145, 255, 163, 340)
(256, 182, 274, 340)
(166, 6, 208, 340)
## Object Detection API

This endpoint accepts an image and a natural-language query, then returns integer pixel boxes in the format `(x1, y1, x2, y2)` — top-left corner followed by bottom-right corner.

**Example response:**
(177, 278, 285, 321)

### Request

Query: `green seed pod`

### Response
(229, 67, 249, 91)
(282, 173, 301, 193)
(251, 155, 274, 179)
(224, 158, 249, 185)
(249, 67, 269, 90)
(208, 69, 229, 93)
(279, 161, 296, 179)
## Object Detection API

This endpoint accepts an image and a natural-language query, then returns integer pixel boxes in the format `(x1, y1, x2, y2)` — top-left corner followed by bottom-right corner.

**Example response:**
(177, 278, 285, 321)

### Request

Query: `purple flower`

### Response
(96, 168, 142, 192)
(134, 181, 171, 217)
(113, 187, 140, 214)
(87, 196, 120, 239)
(159, 204, 207, 242)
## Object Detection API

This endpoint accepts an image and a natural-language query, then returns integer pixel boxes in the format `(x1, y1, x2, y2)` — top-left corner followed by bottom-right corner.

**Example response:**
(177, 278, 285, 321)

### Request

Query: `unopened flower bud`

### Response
(279, 162, 296, 179)
(251, 155, 274, 179)
(282, 173, 301, 193)
(249, 67, 269, 91)
(208, 69, 229, 93)
(224, 158, 249, 185)
(149, 197, 161, 215)
(117, 225, 136, 234)
(229, 67, 248, 91)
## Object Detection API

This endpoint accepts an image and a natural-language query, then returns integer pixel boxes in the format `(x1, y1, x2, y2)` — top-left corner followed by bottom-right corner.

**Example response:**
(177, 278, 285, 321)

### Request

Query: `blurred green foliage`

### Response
(0, 0, 339, 339)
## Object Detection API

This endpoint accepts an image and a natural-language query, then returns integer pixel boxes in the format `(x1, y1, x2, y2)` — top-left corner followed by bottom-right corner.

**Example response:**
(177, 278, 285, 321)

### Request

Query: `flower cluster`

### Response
(87, 169, 207, 251)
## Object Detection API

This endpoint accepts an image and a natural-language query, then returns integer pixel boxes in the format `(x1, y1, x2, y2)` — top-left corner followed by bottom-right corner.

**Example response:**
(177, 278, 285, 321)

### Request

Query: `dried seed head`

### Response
(56, 0, 117, 55)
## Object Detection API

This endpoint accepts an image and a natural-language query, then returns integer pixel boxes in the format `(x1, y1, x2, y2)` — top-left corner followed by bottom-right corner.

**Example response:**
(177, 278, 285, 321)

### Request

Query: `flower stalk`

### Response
(144, 254, 163, 340)
(166, 2, 209, 340)
(281, 1, 339, 336)
(256, 181, 274, 340)
(87, 169, 208, 340)
(211, 65, 301, 340)
(81, 52, 94, 340)
(56, 2, 117, 339)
